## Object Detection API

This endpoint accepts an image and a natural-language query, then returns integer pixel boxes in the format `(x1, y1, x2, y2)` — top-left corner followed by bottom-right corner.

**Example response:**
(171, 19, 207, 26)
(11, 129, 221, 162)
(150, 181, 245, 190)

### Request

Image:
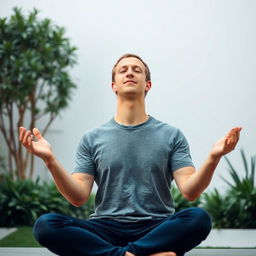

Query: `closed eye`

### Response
(118, 65, 142, 73)
(119, 68, 127, 73)
(133, 66, 142, 73)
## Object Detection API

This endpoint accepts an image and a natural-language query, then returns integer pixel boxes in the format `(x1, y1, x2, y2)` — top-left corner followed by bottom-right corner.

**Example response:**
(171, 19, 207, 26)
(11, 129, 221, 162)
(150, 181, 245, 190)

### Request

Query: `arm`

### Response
(173, 127, 242, 201)
(19, 127, 94, 207)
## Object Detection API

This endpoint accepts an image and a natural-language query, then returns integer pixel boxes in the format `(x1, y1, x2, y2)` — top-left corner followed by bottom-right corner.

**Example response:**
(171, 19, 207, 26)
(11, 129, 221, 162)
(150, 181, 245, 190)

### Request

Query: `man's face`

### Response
(112, 57, 151, 97)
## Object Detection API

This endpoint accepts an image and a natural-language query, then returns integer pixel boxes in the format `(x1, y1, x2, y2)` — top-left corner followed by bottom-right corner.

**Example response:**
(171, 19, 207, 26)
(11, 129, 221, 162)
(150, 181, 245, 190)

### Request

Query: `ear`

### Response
(112, 82, 117, 92)
(145, 81, 152, 92)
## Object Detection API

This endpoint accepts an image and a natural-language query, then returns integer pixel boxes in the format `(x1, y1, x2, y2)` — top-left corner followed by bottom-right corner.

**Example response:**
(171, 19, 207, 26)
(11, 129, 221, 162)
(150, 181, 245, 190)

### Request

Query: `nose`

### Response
(126, 67, 134, 78)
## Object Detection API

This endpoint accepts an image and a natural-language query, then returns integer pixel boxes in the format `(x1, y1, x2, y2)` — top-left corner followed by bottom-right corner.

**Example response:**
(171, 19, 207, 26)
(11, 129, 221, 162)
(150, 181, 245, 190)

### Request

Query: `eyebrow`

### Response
(118, 65, 143, 71)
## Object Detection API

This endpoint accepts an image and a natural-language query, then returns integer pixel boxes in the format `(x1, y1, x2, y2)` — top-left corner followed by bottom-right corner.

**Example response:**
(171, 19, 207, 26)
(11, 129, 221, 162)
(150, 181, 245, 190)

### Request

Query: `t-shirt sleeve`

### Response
(170, 129, 194, 172)
(72, 134, 96, 175)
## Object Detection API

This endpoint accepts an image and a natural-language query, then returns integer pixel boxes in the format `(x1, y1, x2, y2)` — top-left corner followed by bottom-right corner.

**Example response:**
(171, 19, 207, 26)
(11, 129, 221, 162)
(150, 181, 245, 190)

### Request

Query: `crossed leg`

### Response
(34, 208, 211, 256)
(124, 208, 211, 256)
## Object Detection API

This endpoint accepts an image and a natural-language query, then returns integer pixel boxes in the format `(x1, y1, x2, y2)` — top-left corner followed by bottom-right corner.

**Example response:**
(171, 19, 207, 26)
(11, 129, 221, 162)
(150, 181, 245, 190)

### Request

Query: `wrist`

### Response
(44, 154, 56, 167)
(208, 152, 222, 163)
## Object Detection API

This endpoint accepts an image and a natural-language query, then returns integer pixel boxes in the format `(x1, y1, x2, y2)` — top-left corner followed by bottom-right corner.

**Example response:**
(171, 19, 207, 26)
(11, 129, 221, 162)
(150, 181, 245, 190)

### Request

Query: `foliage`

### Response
(203, 149, 256, 228)
(69, 194, 95, 220)
(0, 176, 94, 227)
(171, 185, 201, 212)
(222, 149, 256, 228)
(0, 7, 77, 179)
(202, 189, 229, 228)
(0, 154, 6, 172)
(0, 176, 44, 226)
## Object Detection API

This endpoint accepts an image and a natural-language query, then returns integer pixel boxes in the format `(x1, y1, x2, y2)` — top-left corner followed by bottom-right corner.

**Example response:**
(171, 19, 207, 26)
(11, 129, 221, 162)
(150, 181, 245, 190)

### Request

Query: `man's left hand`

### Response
(210, 127, 242, 159)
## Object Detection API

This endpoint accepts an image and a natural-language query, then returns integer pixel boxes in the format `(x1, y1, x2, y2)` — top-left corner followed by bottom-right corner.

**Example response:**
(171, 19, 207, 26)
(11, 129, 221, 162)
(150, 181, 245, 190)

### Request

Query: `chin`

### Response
(120, 91, 144, 99)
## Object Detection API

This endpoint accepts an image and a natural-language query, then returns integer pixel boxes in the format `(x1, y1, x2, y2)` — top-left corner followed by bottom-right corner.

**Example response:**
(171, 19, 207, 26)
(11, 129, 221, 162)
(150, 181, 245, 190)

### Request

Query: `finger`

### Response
(234, 128, 240, 143)
(225, 137, 229, 148)
(230, 129, 236, 145)
(33, 128, 42, 140)
(22, 130, 31, 146)
(230, 127, 242, 146)
(228, 127, 241, 150)
(228, 128, 239, 145)
(27, 134, 34, 152)
(234, 127, 242, 145)
(226, 129, 234, 145)
(19, 127, 26, 142)
(235, 127, 242, 140)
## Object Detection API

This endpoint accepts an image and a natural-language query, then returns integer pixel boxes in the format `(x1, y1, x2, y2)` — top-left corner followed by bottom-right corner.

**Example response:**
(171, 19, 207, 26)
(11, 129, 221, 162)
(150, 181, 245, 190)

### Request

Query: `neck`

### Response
(114, 96, 148, 125)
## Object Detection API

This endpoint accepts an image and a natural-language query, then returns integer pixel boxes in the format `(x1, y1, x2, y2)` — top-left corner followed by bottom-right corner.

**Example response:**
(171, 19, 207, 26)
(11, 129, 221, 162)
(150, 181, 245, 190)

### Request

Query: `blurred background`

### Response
(1, 0, 255, 193)
(1, 1, 256, 241)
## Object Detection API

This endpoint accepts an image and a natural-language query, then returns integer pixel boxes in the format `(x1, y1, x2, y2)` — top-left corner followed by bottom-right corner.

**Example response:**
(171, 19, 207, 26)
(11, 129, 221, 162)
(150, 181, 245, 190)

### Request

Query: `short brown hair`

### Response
(112, 53, 151, 82)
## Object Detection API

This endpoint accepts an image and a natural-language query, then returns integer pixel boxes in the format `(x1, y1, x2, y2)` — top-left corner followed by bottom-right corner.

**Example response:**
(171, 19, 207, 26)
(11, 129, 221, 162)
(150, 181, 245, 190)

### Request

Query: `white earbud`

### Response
(113, 85, 117, 88)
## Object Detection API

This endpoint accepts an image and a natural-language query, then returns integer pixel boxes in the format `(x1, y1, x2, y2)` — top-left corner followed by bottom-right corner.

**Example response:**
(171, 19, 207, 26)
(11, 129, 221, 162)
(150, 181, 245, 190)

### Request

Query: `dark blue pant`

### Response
(33, 207, 211, 256)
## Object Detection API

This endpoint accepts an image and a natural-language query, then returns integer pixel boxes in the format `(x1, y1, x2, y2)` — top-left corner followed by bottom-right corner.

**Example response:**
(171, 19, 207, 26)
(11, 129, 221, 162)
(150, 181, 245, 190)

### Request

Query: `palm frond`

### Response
(250, 156, 255, 186)
(223, 156, 241, 187)
(241, 148, 249, 179)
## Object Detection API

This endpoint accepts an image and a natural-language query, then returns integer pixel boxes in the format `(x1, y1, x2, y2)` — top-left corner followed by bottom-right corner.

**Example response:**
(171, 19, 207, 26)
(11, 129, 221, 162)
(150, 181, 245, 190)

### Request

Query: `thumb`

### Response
(33, 128, 42, 140)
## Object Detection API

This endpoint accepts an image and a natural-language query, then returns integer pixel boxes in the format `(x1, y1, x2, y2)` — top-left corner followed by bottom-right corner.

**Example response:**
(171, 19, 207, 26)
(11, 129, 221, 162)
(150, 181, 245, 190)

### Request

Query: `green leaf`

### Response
(0, 7, 77, 179)
(241, 148, 249, 178)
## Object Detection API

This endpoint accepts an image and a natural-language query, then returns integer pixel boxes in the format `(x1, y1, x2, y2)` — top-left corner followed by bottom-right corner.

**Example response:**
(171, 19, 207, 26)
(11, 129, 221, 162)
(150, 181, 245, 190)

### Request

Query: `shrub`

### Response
(0, 176, 94, 227)
(222, 149, 256, 228)
(203, 149, 256, 228)
(0, 176, 48, 226)
(202, 189, 229, 228)
(171, 185, 201, 212)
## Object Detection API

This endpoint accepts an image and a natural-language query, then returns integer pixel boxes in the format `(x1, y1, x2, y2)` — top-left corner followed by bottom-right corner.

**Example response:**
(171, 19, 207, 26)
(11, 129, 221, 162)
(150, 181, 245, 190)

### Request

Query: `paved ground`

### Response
(0, 228, 17, 240)
(0, 248, 256, 256)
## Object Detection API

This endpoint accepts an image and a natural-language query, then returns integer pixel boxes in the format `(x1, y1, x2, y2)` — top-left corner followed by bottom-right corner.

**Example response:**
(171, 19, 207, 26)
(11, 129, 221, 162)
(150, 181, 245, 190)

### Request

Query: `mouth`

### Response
(124, 80, 137, 84)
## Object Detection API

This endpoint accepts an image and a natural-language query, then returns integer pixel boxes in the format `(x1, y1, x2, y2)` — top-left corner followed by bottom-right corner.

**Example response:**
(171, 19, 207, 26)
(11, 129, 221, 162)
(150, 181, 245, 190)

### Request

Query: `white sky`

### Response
(1, 0, 256, 192)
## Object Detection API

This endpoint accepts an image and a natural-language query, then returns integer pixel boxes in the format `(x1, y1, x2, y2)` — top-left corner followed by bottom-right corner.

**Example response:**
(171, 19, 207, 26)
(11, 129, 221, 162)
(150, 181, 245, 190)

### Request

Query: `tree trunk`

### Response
(28, 89, 36, 178)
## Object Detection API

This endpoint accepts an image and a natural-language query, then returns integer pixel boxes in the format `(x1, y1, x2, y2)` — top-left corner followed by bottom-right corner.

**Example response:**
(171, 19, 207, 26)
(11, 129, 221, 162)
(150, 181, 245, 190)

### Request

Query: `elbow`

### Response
(70, 196, 88, 207)
(70, 201, 84, 207)
(183, 193, 200, 202)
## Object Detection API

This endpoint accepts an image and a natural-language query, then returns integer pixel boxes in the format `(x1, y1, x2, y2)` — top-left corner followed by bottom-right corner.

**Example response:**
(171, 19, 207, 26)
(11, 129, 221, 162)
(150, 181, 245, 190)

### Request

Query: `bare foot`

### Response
(125, 252, 136, 256)
(150, 252, 176, 256)
(125, 251, 176, 256)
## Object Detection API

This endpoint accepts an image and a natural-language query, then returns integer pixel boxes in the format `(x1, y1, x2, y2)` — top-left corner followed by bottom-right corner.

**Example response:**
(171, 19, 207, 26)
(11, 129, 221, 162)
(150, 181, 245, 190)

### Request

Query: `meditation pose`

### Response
(19, 54, 241, 256)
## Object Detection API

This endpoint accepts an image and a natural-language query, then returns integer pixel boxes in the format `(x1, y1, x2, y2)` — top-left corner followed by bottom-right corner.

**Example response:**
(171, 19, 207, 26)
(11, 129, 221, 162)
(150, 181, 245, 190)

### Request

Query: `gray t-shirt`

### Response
(73, 116, 194, 222)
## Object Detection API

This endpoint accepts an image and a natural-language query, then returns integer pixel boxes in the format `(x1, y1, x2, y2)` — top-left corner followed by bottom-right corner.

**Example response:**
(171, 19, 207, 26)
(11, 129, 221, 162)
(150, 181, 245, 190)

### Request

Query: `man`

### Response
(19, 53, 241, 256)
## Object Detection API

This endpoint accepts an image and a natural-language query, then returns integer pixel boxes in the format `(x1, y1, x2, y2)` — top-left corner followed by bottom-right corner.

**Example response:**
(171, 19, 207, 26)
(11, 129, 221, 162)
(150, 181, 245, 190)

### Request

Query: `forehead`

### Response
(116, 57, 145, 69)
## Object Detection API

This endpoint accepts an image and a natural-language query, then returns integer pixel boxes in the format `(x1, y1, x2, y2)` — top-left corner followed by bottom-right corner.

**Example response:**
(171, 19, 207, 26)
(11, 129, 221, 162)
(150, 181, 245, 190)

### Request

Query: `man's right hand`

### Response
(19, 127, 94, 206)
(19, 127, 53, 163)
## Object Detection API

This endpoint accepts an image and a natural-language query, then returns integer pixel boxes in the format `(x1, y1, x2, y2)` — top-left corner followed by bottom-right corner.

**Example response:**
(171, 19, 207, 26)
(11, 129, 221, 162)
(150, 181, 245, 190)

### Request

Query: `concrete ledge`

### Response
(200, 229, 256, 247)
(0, 248, 256, 256)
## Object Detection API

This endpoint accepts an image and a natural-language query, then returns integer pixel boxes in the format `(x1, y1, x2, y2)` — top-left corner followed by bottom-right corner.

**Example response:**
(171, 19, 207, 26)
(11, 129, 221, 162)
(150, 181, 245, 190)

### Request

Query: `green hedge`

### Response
(0, 176, 94, 227)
